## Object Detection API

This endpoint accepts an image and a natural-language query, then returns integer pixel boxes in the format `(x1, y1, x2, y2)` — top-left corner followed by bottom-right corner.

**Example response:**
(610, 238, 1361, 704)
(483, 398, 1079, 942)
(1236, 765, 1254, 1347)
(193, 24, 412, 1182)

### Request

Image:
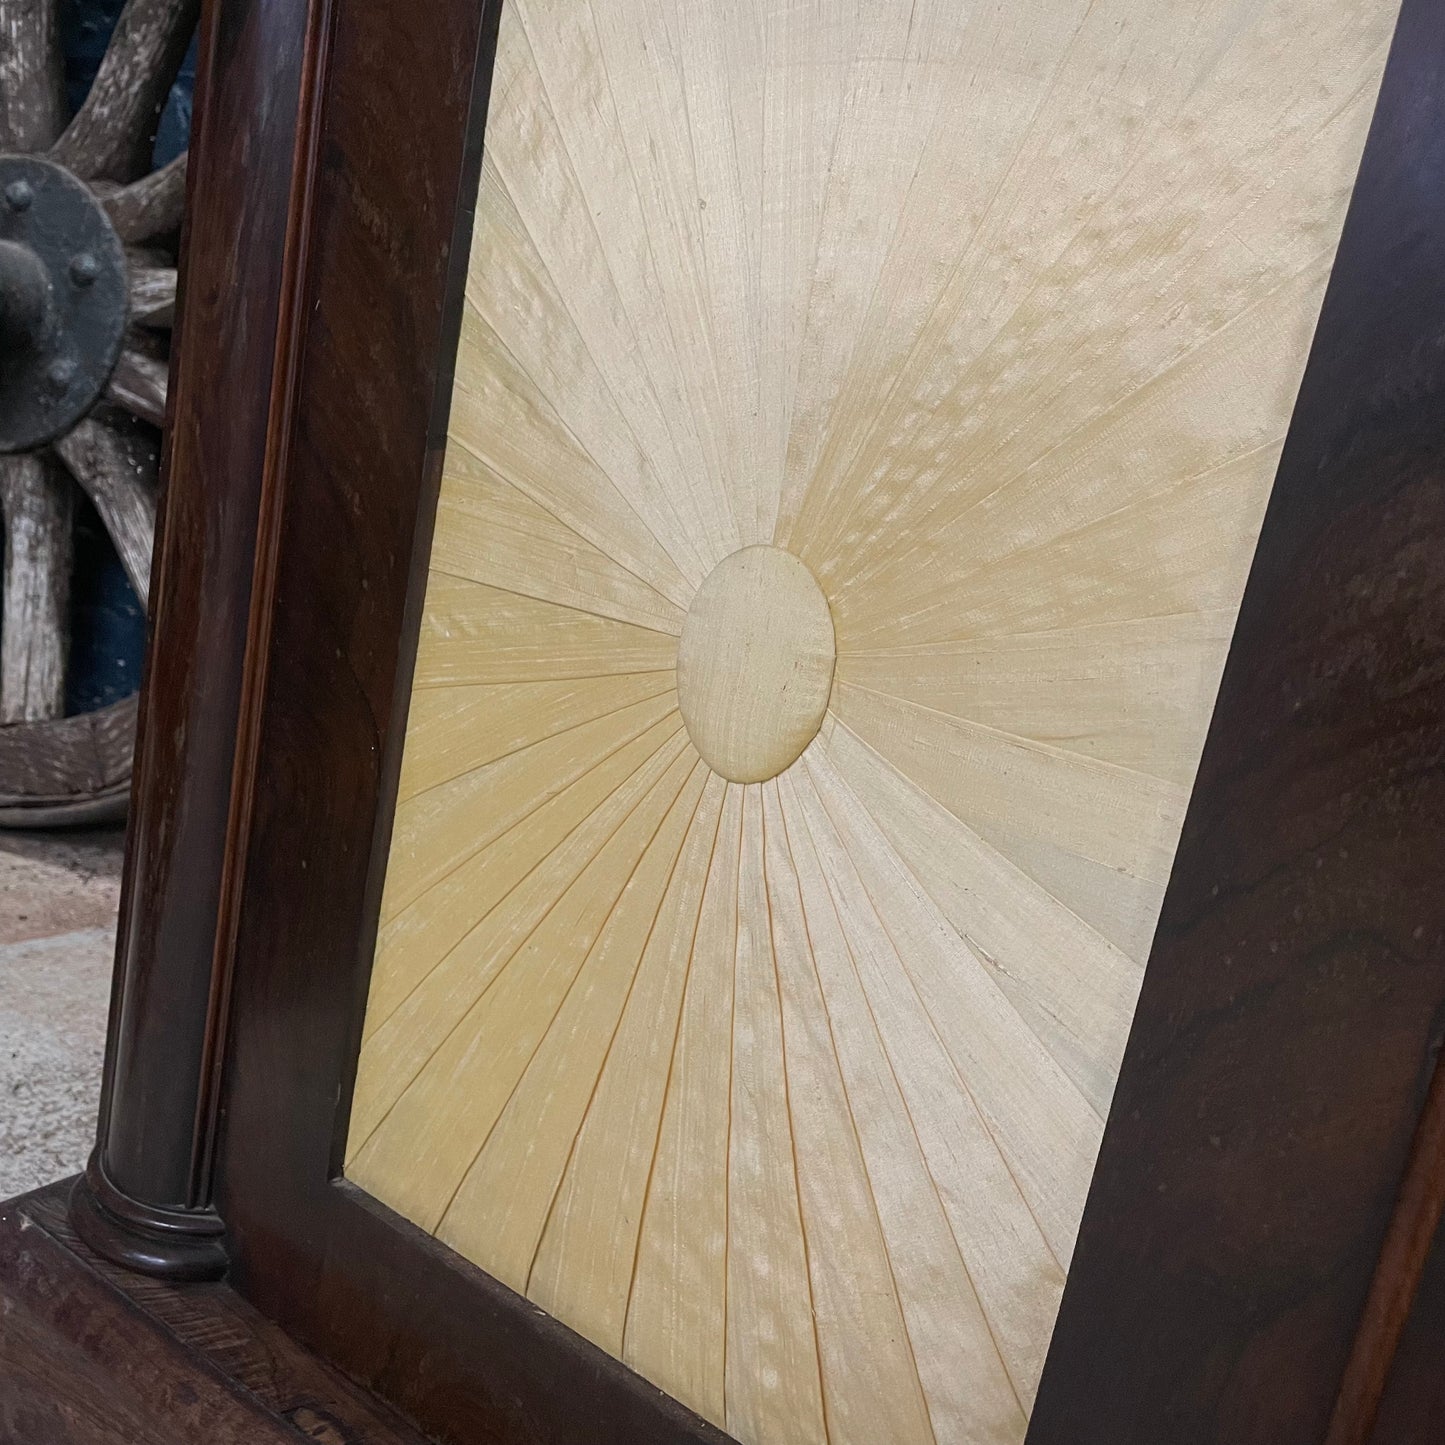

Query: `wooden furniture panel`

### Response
(15, 0, 1431, 1442)
(344, 5, 1400, 1444)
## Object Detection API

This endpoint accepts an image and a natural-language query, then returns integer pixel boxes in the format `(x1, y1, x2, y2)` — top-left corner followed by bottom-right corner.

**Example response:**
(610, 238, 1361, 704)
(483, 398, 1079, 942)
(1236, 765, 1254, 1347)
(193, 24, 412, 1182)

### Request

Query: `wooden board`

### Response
(0, 1182, 431, 1445)
(346, 3, 1399, 1442)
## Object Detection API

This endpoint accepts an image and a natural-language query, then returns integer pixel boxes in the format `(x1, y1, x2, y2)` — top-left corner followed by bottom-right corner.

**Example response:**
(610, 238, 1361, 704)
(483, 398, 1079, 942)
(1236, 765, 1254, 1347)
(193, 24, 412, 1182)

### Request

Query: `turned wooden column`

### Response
(68, 0, 320, 1279)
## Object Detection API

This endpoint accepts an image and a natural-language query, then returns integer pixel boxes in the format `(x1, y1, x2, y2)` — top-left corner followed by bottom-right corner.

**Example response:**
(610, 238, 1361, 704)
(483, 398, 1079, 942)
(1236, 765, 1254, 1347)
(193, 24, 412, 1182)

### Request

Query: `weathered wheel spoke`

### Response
(49, 0, 200, 182)
(0, 0, 184, 827)
(0, 0, 66, 150)
(0, 452, 72, 724)
(106, 345, 169, 426)
(128, 262, 176, 327)
(103, 149, 187, 242)
(53, 415, 157, 608)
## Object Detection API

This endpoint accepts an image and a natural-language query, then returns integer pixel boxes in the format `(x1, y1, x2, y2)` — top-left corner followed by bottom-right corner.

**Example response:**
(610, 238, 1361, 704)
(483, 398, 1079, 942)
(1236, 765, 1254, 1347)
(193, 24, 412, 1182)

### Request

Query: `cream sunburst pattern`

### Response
(346, 3, 1396, 1441)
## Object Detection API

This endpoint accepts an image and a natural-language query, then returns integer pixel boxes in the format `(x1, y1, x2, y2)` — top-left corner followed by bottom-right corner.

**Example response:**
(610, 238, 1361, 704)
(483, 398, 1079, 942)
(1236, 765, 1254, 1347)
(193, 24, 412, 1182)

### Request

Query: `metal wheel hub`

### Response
(0, 154, 128, 455)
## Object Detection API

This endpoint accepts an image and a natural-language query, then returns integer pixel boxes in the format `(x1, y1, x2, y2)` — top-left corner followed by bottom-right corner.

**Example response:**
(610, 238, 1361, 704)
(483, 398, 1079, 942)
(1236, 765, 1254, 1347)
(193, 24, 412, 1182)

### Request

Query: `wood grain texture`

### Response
(1325, 1050, 1445, 1445)
(1027, 0, 1445, 1438)
(105, 345, 168, 426)
(103, 150, 188, 243)
(127, 264, 177, 327)
(76, 0, 322, 1251)
(0, 0, 64, 150)
(47, 0, 199, 182)
(53, 414, 157, 608)
(0, 693, 134, 825)
(0, 1181, 434, 1445)
(0, 452, 71, 724)
(173, 0, 1445, 1441)
(344, 3, 1399, 1443)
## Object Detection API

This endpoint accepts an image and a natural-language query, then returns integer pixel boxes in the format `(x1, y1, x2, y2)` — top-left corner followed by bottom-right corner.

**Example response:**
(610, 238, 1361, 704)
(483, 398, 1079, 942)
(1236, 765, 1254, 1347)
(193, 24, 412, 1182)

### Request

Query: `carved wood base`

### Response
(67, 1151, 228, 1282)
(0, 1179, 428, 1445)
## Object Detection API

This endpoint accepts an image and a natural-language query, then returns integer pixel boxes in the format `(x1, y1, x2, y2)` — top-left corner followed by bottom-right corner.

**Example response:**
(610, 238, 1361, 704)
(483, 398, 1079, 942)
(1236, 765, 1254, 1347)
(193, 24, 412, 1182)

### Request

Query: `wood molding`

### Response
(66, 0, 329, 1279)
(1366, 1180, 1445, 1443)
(69, 1150, 226, 1283)
(1326, 1047, 1445, 1444)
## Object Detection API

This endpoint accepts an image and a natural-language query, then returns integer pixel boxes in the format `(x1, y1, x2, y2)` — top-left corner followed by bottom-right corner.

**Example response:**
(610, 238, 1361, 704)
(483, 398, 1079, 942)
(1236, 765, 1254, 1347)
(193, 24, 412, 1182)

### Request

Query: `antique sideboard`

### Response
(4, 0, 1445, 1442)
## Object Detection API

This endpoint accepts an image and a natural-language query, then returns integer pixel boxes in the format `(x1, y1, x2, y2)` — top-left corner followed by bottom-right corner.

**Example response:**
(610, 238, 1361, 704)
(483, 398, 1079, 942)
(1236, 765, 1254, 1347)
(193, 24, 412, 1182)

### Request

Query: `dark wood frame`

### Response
(66, 0, 324, 1283)
(41, 0, 1445, 1441)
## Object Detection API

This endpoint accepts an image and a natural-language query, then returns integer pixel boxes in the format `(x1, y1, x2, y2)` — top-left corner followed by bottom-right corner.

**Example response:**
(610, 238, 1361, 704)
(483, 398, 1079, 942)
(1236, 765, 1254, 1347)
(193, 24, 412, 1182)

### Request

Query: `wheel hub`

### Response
(0, 154, 128, 454)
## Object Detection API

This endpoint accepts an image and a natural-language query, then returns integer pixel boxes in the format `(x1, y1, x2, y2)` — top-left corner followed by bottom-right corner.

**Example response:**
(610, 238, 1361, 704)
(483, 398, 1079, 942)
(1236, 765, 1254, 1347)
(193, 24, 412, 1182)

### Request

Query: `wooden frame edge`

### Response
(174, 0, 1445, 1441)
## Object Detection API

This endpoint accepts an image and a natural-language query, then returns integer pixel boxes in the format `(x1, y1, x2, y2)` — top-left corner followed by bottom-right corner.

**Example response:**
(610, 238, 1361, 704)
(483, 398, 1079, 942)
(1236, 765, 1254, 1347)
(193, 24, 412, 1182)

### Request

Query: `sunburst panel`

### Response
(346, 2, 1397, 1441)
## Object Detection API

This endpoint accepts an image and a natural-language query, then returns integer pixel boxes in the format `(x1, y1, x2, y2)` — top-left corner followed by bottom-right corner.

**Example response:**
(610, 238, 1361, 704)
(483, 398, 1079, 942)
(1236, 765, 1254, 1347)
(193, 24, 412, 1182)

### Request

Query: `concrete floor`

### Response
(0, 827, 123, 1198)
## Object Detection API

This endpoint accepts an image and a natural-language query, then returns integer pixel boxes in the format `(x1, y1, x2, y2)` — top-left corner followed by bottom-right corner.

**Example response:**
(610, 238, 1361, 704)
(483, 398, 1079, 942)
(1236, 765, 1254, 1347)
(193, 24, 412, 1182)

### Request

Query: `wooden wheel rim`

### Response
(0, 0, 196, 826)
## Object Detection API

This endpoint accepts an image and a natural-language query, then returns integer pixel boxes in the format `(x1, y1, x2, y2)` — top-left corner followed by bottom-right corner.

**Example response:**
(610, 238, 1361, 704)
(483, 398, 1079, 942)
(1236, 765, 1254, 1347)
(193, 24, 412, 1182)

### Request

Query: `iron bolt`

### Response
(69, 253, 100, 286)
(3, 180, 33, 213)
(44, 358, 77, 395)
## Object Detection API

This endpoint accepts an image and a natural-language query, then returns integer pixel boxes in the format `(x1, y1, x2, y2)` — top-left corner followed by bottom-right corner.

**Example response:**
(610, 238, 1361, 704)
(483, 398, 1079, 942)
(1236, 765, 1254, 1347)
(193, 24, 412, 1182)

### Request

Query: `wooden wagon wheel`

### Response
(0, 0, 196, 827)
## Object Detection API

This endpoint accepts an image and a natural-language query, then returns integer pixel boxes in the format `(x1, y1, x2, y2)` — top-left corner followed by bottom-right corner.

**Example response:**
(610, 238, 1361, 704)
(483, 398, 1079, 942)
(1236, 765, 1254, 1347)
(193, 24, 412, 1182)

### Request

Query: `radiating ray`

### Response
(761, 782, 938, 1445)
(397, 673, 676, 803)
(831, 684, 1185, 901)
(353, 728, 693, 1146)
(411, 576, 678, 689)
(725, 785, 827, 1445)
(777, 768, 1030, 1439)
(776, 0, 1101, 553)
(495, 0, 740, 565)
(835, 445, 1276, 654)
(802, 742, 1104, 1266)
(527, 773, 727, 1349)
(430, 448, 685, 634)
(837, 612, 1232, 787)
(623, 783, 742, 1423)
(810, 725, 1140, 1111)
(826, 257, 1331, 648)
(788, 765, 1067, 1400)
(755, 1, 859, 544)
(791, 5, 1390, 591)
(826, 703, 1167, 961)
(380, 691, 678, 924)
(984, 832, 1167, 965)
(575, 0, 745, 554)
(437, 761, 712, 1282)
(671, 1, 767, 544)
(460, 158, 709, 589)
(450, 350, 695, 609)
(368, 714, 686, 1041)
(349, 746, 699, 1231)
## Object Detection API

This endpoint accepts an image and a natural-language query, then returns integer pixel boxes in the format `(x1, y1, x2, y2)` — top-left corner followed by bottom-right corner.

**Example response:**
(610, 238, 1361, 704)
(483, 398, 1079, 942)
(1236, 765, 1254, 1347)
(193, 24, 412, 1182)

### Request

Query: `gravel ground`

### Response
(0, 827, 123, 1198)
